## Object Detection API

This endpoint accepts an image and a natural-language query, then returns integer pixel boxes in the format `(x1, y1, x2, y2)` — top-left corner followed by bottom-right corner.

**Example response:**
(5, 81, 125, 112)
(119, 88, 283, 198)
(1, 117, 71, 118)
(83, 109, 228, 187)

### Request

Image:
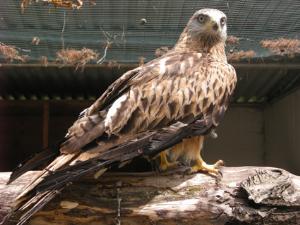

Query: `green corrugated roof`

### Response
(0, 62, 300, 105)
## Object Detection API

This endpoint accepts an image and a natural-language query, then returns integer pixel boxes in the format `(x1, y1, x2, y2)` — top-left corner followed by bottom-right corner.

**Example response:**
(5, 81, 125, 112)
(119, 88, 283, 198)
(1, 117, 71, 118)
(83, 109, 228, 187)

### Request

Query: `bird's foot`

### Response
(190, 159, 224, 176)
(159, 160, 179, 171)
(158, 151, 179, 171)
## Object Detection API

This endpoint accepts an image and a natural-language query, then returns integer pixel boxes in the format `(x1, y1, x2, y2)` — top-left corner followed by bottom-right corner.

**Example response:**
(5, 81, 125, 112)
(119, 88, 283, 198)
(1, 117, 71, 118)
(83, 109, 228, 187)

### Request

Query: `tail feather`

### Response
(7, 139, 67, 185)
(35, 132, 155, 193)
(7, 148, 60, 185)
(16, 154, 79, 200)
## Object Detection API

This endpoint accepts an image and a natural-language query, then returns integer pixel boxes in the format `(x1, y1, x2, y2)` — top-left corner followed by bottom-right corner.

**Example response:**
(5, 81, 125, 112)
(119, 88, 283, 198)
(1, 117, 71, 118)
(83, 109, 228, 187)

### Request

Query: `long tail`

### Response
(3, 118, 211, 225)
(7, 140, 65, 185)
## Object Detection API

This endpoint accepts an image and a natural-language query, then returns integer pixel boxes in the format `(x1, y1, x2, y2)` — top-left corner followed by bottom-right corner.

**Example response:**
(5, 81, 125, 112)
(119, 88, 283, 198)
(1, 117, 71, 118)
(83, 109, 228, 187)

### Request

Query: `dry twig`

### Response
(96, 27, 127, 65)
(260, 38, 300, 57)
(61, 11, 66, 49)
(97, 42, 111, 64)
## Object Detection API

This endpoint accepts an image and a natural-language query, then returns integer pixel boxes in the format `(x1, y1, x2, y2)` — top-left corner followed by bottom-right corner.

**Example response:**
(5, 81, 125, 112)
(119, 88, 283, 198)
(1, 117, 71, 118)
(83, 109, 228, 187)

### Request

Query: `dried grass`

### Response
(138, 56, 146, 66)
(260, 38, 300, 57)
(20, 0, 33, 13)
(40, 56, 48, 67)
(56, 48, 99, 70)
(31, 37, 40, 45)
(51, 0, 83, 9)
(21, 0, 83, 12)
(226, 35, 239, 45)
(227, 50, 256, 62)
(155, 46, 170, 57)
(0, 43, 28, 62)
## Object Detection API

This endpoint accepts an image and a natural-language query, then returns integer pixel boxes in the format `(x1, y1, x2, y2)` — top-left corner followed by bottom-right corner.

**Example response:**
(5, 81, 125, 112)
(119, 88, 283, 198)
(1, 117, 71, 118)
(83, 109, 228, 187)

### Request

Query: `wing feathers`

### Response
(100, 53, 236, 138)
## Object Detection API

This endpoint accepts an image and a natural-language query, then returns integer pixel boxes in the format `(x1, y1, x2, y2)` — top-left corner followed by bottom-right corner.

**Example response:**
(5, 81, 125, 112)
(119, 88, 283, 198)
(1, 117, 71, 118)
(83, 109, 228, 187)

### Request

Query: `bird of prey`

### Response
(5, 8, 236, 225)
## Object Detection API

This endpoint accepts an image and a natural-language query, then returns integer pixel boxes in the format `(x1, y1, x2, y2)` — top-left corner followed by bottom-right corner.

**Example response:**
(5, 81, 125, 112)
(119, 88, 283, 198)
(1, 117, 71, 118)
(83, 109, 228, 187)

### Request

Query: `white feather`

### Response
(105, 94, 127, 128)
(179, 62, 186, 74)
(159, 58, 167, 74)
(188, 57, 194, 67)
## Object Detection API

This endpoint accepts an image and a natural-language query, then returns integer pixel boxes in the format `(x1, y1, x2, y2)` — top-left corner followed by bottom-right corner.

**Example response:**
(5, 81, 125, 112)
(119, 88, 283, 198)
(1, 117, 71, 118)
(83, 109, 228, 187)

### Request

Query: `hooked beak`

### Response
(206, 20, 219, 32)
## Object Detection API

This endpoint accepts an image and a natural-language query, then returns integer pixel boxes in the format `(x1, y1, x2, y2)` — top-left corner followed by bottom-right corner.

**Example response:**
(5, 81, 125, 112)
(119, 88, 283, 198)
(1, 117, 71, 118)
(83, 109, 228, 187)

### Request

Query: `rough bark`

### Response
(0, 167, 299, 225)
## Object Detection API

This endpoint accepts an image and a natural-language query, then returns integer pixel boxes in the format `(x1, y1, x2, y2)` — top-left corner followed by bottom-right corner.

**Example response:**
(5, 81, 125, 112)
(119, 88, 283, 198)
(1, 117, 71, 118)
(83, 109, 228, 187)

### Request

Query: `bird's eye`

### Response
(198, 14, 205, 23)
(220, 17, 226, 26)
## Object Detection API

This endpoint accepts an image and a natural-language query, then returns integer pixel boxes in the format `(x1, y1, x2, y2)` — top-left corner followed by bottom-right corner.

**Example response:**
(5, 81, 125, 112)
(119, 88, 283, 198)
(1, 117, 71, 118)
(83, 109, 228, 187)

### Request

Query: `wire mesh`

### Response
(0, 0, 299, 64)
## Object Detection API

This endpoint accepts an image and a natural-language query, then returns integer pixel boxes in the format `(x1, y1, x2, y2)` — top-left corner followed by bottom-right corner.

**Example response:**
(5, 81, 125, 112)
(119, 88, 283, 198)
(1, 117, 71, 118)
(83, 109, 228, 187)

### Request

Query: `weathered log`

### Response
(0, 167, 299, 225)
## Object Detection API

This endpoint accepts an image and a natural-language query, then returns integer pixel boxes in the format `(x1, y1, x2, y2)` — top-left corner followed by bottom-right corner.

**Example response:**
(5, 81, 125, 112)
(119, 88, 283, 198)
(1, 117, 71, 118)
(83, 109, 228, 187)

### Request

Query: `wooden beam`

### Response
(0, 167, 299, 225)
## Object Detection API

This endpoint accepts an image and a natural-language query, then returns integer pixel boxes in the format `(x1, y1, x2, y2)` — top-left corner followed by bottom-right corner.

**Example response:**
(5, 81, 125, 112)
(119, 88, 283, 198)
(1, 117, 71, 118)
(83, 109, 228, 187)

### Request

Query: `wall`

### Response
(0, 101, 88, 171)
(264, 89, 300, 175)
(0, 115, 43, 171)
(205, 107, 265, 167)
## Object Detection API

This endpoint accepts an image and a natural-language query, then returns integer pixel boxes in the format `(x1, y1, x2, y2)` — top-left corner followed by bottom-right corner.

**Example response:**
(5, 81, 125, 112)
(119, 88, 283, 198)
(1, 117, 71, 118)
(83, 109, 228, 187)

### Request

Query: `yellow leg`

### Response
(186, 136, 224, 175)
(159, 150, 178, 171)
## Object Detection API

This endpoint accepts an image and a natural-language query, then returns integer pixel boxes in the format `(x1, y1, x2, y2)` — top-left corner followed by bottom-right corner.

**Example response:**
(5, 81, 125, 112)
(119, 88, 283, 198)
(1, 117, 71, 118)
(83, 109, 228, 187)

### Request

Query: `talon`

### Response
(189, 158, 224, 176)
(159, 151, 179, 171)
(217, 170, 223, 178)
(215, 159, 224, 167)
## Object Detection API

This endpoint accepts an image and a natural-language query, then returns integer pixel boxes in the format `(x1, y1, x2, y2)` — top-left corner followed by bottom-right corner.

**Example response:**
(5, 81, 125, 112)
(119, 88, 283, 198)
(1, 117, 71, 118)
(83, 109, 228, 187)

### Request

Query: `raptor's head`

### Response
(186, 8, 227, 46)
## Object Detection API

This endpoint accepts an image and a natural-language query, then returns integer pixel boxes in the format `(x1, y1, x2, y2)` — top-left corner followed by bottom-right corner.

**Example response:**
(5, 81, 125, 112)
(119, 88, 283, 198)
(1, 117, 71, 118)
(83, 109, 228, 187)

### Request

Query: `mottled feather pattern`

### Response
(110, 53, 204, 133)
(61, 52, 236, 153)
(60, 67, 143, 152)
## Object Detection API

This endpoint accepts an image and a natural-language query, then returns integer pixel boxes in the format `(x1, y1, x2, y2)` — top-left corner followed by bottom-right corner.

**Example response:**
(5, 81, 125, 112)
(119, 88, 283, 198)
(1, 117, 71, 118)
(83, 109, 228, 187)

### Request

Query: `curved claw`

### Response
(189, 159, 225, 177)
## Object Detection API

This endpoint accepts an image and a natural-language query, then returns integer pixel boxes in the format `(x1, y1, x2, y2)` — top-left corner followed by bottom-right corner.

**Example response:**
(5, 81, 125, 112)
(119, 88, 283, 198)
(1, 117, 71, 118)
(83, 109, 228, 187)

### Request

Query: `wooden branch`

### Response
(0, 167, 299, 225)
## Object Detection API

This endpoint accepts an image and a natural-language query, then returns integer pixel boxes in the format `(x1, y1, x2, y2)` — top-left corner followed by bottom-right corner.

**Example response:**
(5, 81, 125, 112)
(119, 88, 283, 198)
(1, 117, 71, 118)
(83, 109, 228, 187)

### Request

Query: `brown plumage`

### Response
(4, 8, 236, 225)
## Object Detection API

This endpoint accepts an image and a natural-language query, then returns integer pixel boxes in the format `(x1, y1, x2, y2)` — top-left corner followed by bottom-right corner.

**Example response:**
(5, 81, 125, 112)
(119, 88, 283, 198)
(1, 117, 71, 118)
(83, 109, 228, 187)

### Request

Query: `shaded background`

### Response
(0, 0, 299, 174)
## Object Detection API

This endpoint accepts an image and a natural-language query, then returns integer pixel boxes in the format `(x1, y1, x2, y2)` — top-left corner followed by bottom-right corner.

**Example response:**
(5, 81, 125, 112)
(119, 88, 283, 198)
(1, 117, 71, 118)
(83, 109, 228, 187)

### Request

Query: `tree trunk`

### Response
(0, 167, 299, 225)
